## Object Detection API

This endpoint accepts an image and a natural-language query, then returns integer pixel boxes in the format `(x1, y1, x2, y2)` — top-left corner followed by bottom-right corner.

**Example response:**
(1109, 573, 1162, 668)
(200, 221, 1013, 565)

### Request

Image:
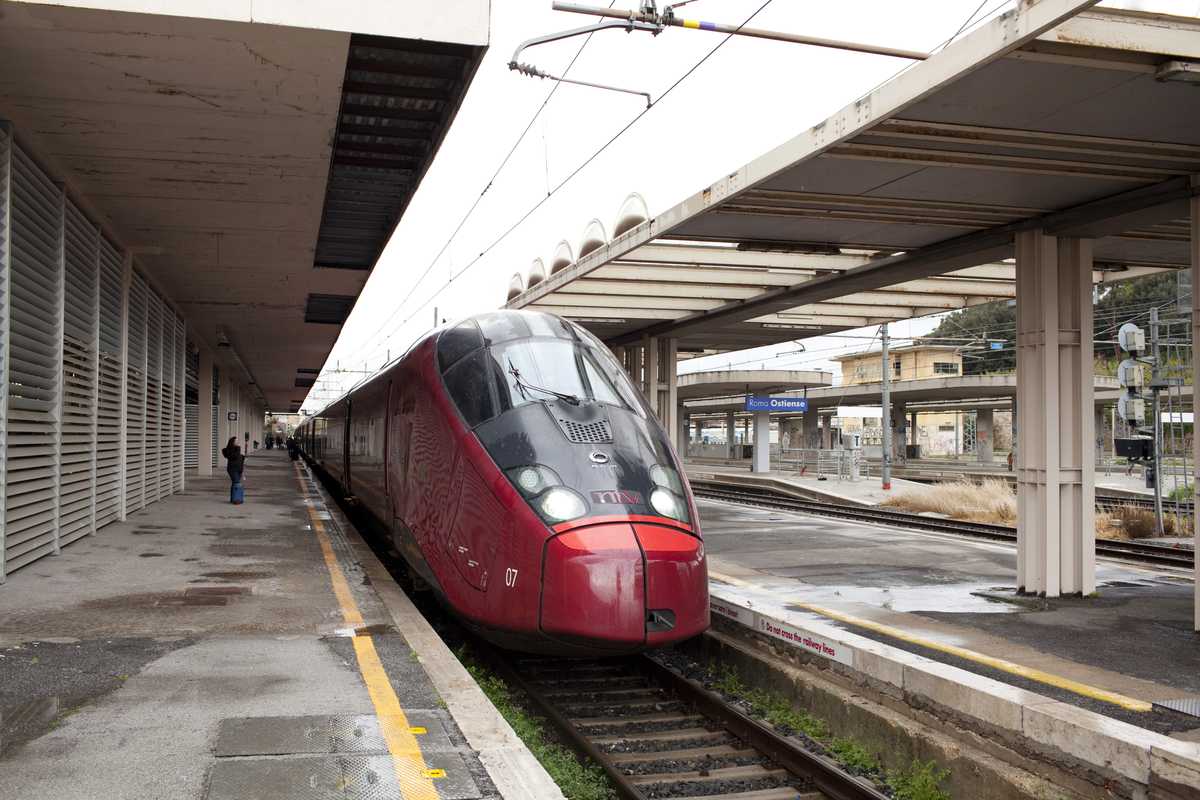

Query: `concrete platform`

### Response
(697, 496, 1200, 791)
(685, 461, 928, 507)
(0, 449, 561, 800)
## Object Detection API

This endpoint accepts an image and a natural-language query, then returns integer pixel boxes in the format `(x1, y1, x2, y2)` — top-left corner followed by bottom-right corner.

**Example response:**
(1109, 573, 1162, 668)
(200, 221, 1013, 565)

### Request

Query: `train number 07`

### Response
(504, 568, 518, 588)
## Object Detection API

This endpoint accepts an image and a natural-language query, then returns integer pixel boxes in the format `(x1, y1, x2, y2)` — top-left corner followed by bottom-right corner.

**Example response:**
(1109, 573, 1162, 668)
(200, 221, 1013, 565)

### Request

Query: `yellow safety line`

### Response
(294, 464, 439, 799)
(792, 601, 1153, 712)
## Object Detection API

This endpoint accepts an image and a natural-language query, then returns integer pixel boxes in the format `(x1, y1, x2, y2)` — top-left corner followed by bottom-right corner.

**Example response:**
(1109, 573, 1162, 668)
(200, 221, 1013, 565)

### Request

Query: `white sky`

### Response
(303, 0, 1199, 411)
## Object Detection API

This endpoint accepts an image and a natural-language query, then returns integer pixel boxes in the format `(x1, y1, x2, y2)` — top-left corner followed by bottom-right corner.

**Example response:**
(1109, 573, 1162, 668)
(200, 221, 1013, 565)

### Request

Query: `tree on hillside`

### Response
(924, 271, 1185, 375)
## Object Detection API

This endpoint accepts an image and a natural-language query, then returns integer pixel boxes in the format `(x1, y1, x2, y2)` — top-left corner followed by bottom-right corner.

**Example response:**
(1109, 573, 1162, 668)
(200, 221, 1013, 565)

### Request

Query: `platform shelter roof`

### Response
(507, 3, 1196, 355)
(0, 0, 488, 411)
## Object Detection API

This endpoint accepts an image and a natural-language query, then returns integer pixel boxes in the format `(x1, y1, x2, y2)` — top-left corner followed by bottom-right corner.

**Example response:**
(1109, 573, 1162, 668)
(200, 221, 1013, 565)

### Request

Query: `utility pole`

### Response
(881, 323, 891, 491)
(1150, 307, 1164, 535)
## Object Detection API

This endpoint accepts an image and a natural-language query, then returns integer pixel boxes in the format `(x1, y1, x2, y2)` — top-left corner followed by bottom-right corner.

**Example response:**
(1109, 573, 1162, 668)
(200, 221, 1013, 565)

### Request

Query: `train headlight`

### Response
(507, 465, 560, 496)
(538, 487, 588, 523)
(650, 487, 687, 523)
(650, 464, 683, 493)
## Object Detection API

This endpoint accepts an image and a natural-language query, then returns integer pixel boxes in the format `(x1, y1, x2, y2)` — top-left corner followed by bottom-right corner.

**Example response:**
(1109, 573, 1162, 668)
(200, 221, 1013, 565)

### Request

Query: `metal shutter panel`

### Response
(0, 126, 10, 579)
(95, 237, 123, 527)
(5, 144, 64, 570)
(125, 273, 147, 513)
(59, 199, 99, 546)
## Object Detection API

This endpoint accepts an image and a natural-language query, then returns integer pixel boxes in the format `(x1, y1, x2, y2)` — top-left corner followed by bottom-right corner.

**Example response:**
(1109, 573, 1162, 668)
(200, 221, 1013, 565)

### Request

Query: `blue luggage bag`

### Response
(231, 481, 245, 505)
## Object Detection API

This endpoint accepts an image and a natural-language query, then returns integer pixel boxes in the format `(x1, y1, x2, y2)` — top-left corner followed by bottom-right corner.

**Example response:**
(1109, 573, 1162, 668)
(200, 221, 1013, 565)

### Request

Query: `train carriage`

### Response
(299, 309, 708, 655)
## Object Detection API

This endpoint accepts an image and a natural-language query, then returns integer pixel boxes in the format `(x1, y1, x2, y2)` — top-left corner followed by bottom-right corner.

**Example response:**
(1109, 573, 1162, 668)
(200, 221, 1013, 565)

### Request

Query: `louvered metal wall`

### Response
(6, 142, 65, 571)
(0, 131, 193, 579)
(60, 198, 98, 547)
(0, 126, 11, 579)
(185, 345, 199, 471)
(96, 237, 123, 527)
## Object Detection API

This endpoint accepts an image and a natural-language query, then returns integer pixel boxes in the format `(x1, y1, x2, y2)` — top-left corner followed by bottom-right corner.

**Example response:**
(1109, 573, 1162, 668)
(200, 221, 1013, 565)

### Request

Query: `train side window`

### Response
(443, 350, 498, 428)
(438, 320, 484, 372)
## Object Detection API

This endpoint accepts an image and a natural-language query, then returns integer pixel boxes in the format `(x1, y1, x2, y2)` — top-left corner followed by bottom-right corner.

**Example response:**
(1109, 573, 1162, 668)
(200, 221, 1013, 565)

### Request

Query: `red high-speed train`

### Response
(296, 310, 708, 655)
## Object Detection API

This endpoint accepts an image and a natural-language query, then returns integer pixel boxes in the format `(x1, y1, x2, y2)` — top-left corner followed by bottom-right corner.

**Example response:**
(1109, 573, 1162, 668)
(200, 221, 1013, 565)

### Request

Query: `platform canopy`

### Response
(0, 0, 488, 411)
(678, 369, 831, 401)
(508, 3, 1197, 353)
(682, 374, 1120, 415)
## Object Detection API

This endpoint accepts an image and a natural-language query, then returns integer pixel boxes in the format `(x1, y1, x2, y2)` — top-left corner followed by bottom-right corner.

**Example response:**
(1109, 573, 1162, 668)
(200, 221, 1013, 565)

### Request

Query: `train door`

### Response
(388, 379, 415, 524)
(343, 399, 352, 492)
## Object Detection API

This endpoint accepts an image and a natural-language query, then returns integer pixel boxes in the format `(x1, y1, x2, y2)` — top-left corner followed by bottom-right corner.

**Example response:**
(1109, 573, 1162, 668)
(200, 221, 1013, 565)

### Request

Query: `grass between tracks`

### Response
(880, 479, 1016, 524)
(457, 646, 614, 800)
(709, 662, 951, 800)
(882, 479, 1192, 540)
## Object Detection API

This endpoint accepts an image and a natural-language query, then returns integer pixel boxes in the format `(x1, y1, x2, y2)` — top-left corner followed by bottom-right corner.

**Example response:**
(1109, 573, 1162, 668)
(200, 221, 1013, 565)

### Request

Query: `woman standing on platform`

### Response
(221, 436, 245, 505)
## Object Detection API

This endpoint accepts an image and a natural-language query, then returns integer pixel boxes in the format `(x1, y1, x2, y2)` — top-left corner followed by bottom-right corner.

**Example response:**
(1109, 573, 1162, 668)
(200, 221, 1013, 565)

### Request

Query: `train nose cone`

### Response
(541, 523, 646, 647)
(540, 521, 710, 650)
(632, 523, 709, 646)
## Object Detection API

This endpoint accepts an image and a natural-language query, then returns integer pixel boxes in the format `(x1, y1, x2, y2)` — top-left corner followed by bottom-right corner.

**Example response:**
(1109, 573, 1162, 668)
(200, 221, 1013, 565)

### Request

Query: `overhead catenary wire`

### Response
(359, 0, 776, 366)
(351, 0, 621, 356)
(349, 0, 1012, 379)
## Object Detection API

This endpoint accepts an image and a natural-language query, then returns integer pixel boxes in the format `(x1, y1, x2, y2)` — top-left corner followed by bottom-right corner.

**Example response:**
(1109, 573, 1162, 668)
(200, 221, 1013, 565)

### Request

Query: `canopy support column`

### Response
(197, 344, 214, 477)
(1016, 230, 1095, 597)
(976, 408, 995, 464)
(751, 412, 770, 473)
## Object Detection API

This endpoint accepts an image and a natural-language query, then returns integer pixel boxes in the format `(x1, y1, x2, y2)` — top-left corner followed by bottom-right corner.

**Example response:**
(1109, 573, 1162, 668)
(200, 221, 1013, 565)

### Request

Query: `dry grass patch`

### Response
(881, 479, 1016, 524)
(1097, 505, 1179, 540)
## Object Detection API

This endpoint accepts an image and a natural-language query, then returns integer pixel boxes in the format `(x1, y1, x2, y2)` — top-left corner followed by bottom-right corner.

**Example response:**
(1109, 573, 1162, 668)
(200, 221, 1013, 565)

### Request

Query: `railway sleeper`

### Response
(545, 686, 669, 703)
(628, 764, 789, 786)
(575, 713, 708, 736)
(564, 701, 685, 719)
(608, 743, 757, 766)
(668, 782, 812, 800)
(594, 727, 731, 750)
(529, 675, 650, 692)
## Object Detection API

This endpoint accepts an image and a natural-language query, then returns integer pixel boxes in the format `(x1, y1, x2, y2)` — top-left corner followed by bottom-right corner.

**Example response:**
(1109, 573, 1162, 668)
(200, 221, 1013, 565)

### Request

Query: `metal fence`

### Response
(776, 448, 865, 480)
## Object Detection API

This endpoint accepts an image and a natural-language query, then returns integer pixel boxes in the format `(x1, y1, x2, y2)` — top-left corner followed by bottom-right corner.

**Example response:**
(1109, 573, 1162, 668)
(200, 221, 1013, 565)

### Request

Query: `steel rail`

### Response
(691, 480, 1195, 569)
(643, 657, 889, 800)
(487, 650, 887, 800)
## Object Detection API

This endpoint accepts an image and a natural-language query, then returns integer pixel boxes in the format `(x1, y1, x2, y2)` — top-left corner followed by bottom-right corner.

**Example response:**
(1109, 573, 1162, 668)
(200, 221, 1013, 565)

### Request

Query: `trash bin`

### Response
(906, 444, 921, 459)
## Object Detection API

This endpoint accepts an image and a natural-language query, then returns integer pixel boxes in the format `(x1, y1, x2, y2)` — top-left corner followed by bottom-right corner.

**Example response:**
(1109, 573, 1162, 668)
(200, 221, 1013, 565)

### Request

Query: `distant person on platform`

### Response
(222, 436, 245, 504)
(286, 436, 300, 461)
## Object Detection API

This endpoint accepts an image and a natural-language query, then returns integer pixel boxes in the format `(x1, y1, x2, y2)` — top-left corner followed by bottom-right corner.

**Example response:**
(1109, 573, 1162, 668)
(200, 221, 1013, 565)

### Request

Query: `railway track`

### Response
(691, 481, 1195, 570)
(492, 654, 887, 800)
(1095, 493, 1194, 516)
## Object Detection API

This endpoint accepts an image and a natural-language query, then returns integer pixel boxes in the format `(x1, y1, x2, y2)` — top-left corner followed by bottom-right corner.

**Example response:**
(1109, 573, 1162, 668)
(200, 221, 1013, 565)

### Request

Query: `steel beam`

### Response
(609, 177, 1194, 347)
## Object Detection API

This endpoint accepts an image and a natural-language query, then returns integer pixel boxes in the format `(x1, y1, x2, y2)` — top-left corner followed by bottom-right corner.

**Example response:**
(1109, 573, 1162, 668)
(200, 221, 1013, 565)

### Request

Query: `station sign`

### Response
(744, 395, 807, 413)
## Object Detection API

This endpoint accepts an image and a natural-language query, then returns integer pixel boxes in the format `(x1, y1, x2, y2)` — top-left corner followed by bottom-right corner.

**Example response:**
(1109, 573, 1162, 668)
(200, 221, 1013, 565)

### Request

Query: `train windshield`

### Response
(492, 338, 629, 412)
(439, 312, 644, 428)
